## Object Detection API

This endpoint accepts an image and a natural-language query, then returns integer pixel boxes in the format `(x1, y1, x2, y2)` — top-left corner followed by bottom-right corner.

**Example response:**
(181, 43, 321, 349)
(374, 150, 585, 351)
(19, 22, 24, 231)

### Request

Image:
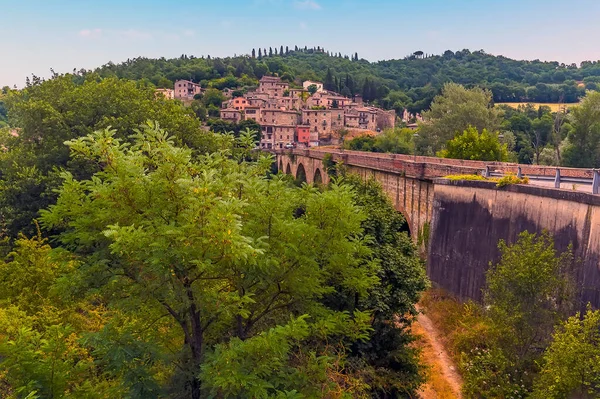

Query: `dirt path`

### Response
(413, 305, 463, 399)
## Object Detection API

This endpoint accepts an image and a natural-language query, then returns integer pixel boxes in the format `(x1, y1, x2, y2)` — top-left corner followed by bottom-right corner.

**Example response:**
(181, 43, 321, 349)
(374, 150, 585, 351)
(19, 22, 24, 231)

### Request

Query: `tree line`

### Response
(346, 82, 600, 168)
(91, 48, 600, 115)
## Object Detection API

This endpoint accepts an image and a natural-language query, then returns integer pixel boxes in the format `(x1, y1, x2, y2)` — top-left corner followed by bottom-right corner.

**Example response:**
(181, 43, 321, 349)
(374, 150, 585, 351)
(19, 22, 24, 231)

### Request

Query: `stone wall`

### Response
(428, 180, 600, 308)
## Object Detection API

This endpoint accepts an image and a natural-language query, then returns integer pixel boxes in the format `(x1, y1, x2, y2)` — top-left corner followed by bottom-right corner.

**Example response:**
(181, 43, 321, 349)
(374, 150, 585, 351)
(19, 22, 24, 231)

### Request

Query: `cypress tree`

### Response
(280, 45, 284, 56)
(286, 46, 289, 54)
(269, 47, 273, 57)
(258, 48, 262, 59)
(252, 49, 256, 59)
(324, 68, 334, 91)
(295, 45, 298, 51)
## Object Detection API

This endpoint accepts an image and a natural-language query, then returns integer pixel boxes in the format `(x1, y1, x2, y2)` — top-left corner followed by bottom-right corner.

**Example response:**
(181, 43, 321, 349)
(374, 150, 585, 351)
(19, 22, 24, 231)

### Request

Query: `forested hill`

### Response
(95, 47, 600, 113)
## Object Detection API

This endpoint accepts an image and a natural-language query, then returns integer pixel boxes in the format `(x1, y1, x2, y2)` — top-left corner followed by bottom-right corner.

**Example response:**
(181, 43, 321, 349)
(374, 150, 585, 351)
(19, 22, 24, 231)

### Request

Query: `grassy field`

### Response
(496, 102, 579, 112)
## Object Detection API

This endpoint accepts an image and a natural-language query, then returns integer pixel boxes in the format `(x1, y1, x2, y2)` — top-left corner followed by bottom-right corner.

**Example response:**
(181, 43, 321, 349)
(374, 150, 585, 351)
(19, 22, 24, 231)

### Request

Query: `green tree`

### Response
(307, 84, 318, 96)
(1, 75, 213, 239)
(0, 235, 124, 398)
(339, 175, 428, 396)
(417, 83, 500, 155)
(373, 128, 415, 154)
(562, 91, 600, 167)
(437, 127, 509, 161)
(40, 125, 382, 398)
(532, 307, 600, 399)
(462, 232, 575, 397)
(530, 114, 554, 164)
(201, 88, 226, 108)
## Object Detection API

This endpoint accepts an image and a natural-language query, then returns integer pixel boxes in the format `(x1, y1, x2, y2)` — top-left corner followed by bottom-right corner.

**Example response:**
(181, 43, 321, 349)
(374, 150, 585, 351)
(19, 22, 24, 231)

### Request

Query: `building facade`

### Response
(174, 80, 202, 99)
(221, 76, 395, 148)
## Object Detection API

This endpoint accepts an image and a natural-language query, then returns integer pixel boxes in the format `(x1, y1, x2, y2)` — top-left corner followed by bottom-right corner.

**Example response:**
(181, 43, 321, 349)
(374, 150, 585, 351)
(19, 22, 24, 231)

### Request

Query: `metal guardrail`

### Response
(485, 166, 600, 194)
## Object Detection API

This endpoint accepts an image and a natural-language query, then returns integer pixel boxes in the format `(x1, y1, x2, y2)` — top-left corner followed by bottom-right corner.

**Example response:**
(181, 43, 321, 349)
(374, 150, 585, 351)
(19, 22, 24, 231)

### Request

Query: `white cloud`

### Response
(293, 0, 321, 10)
(78, 28, 102, 38)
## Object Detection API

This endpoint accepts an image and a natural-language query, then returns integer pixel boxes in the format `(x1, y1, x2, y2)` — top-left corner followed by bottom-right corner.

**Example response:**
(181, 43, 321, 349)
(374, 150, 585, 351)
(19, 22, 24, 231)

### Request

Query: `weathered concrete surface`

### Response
(428, 180, 600, 308)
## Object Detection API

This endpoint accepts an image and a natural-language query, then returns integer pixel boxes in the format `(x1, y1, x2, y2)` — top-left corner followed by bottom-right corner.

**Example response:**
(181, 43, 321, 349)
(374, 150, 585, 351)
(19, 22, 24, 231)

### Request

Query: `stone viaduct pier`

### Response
(276, 149, 600, 308)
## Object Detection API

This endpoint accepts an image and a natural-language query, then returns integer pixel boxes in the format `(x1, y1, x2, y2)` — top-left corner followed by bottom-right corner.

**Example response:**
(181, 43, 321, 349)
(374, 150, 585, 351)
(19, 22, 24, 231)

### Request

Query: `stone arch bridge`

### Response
(276, 149, 600, 308)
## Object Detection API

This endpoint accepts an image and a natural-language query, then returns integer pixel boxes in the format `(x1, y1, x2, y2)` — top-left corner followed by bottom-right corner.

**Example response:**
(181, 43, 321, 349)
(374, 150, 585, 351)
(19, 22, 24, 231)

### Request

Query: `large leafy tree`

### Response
(0, 75, 215, 238)
(39, 125, 383, 398)
(417, 83, 500, 155)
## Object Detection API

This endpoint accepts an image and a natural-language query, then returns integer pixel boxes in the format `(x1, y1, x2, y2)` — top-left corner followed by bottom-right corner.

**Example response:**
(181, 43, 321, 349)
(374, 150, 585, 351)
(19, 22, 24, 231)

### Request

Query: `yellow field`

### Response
(496, 102, 579, 112)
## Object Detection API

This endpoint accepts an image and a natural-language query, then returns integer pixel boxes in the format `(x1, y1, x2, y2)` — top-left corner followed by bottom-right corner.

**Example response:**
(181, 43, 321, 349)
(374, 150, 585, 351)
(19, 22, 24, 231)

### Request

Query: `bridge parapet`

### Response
(275, 149, 599, 192)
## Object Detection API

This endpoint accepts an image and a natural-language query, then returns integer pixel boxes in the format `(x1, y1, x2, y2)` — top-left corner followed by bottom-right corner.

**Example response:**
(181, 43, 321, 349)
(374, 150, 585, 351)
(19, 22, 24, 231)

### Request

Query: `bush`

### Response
(496, 174, 529, 187)
(443, 174, 488, 181)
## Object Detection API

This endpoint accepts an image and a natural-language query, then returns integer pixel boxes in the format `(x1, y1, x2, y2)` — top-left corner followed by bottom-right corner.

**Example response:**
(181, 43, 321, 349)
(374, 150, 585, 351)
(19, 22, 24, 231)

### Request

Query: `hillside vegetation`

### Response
(94, 47, 600, 114)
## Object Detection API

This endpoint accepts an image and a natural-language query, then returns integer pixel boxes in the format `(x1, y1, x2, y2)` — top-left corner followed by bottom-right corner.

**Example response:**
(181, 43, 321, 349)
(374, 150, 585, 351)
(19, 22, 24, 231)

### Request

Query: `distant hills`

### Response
(94, 48, 600, 113)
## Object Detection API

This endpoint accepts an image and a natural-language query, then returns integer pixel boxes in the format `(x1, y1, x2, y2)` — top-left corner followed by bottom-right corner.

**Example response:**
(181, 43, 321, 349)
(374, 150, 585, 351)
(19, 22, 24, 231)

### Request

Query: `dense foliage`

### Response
(422, 232, 577, 399)
(0, 75, 213, 239)
(93, 48, 597, 115)
(416, 83, 501, 155)
(0, 72, 429, 398)
(532, 307, 600, 398)
(0, 123, 430, 398)
(437, 127, 509, 161)
(344, 128, 414, 154)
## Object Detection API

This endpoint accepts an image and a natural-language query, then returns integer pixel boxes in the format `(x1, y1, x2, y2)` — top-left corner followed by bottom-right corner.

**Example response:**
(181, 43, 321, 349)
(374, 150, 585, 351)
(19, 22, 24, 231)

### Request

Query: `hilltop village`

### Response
(163, 76, 396, 149)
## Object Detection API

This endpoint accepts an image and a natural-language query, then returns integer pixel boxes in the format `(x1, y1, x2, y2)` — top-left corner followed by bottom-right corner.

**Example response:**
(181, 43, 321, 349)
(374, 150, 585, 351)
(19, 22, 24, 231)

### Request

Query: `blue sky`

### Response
(2, 0, 600, 87)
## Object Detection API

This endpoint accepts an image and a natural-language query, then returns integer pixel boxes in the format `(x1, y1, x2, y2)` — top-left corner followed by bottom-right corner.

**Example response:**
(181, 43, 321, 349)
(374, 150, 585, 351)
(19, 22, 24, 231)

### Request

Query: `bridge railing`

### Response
(486, 166, 600, 194)
(275, 148, 600, 194)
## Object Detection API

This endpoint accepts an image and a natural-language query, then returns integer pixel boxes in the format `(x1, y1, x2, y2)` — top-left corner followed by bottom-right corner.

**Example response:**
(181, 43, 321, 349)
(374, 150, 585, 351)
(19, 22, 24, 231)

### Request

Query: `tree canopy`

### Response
(417, 83, 501, 155)
(438, 127, 509, 161)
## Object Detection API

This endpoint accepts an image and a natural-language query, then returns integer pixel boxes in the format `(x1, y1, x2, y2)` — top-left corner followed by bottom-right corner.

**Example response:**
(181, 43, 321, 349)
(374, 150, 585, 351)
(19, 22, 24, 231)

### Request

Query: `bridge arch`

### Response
(279, 159, 283, 173)
(395, 205, 413, 238)
(314, 168, 323, 185)
(285, 163, 292, 175)
(296, 163, 307, 184)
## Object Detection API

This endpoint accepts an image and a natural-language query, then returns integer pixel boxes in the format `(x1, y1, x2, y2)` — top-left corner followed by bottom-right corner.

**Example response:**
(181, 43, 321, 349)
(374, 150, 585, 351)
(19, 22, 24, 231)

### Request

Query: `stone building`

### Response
(260, 109, 300, 126)
(221, 77, 395, 148)
(258, 76, 289, 98)
(220, 109, 242, 123)
(244, 106, 261, 121)
(174, 80, 202, 99)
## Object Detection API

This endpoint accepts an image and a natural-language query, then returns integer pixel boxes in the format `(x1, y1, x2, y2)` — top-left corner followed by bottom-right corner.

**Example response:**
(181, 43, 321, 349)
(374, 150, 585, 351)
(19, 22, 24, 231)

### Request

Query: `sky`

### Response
(2, 0, 600, 87)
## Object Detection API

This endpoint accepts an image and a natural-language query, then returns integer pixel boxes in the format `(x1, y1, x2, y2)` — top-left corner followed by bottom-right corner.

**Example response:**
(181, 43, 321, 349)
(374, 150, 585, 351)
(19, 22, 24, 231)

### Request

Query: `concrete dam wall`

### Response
(428, 180, 600, 308)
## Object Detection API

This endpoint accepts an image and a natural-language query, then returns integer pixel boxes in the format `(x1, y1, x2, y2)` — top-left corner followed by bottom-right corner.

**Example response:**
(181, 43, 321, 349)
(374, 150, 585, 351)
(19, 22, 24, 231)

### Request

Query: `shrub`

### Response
(496, 174, 529, 187)
(443, 174, 488, 181)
